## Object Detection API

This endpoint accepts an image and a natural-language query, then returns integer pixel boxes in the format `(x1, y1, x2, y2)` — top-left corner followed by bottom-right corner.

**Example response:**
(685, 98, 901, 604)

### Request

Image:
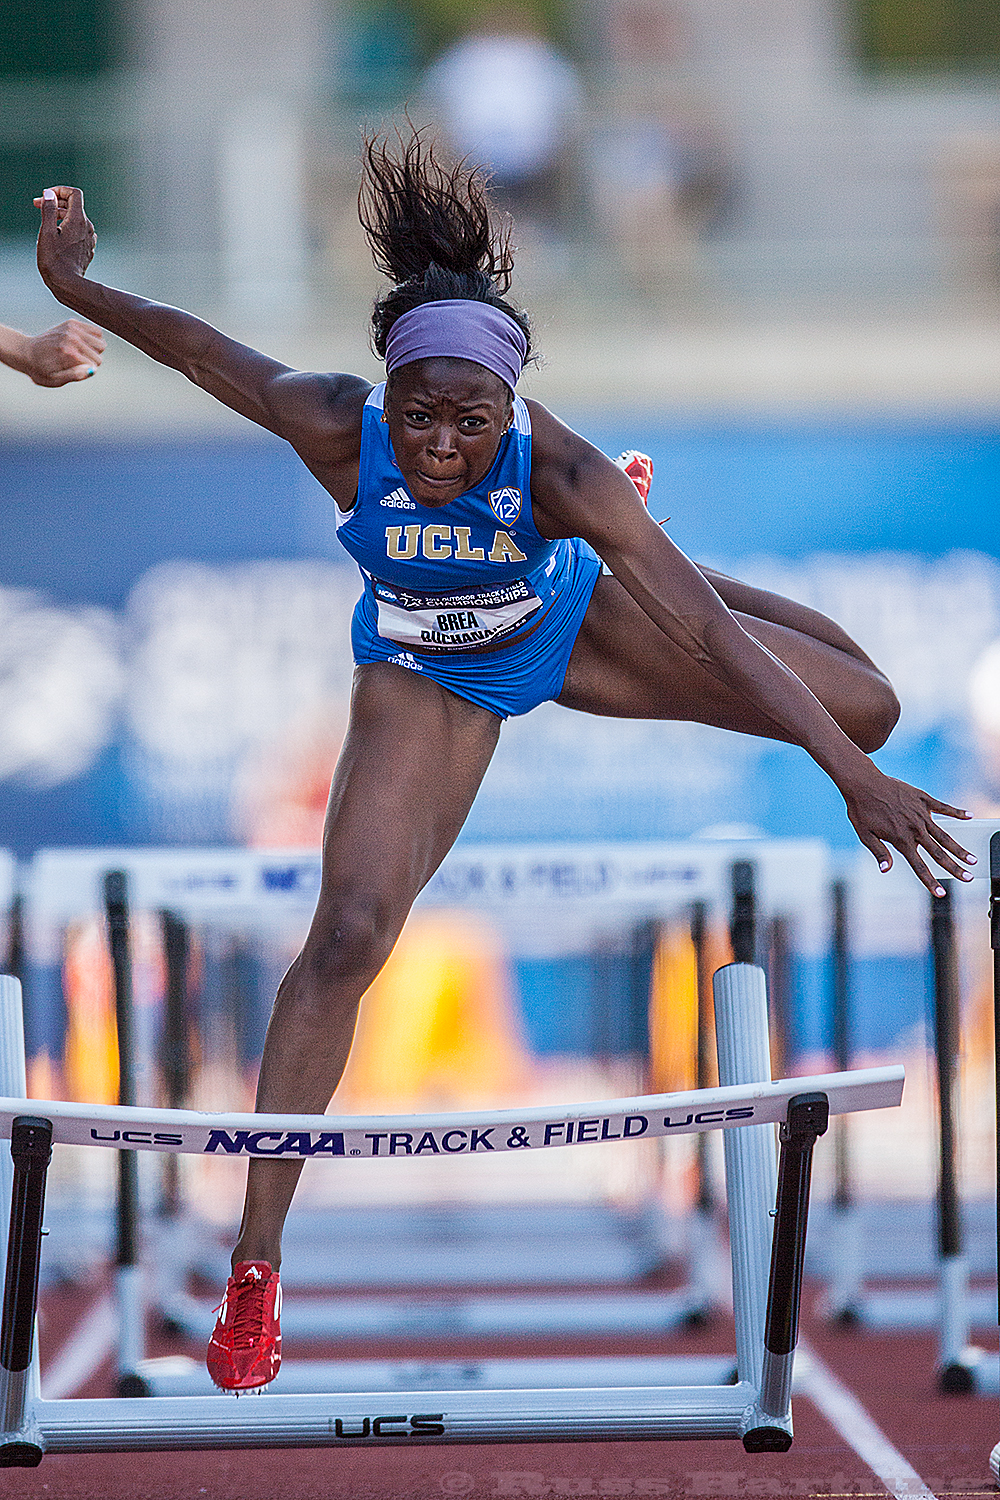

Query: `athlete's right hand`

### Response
(35, 186, 97, 290)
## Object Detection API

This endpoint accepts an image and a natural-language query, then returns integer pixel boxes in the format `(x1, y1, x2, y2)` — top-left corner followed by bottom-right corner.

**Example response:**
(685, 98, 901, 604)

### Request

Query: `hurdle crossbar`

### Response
(0, 1068, 902, 1162)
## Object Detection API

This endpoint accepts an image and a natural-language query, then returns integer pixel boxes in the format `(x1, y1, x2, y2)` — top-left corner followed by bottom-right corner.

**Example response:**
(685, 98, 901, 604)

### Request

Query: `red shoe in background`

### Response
(206, 1260, 282, 1392)
(614, 450, 654, 504)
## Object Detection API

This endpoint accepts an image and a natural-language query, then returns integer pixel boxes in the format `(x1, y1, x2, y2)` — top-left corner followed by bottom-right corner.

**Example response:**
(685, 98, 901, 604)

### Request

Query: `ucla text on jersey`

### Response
(338, 384, 571, 654)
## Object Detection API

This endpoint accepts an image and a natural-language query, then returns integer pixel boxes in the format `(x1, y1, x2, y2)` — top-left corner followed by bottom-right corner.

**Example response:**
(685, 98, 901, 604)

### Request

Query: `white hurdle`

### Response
(0, 965, 903, 1466)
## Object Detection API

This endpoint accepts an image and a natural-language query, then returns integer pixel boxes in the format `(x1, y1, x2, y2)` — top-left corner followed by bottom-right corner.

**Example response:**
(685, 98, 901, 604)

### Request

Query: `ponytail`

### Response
(359, 130, 534, 365)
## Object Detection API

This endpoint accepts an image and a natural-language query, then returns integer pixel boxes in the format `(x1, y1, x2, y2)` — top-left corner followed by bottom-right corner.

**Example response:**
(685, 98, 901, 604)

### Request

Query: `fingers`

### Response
(35, 186, 92, 239)
(861, 837, 892, 874)
(923, 795, 971, 820)
(915, 831, 973, 884)
(36, 363, 95, 388)
(922, 820, 976, 868)
(56, 319, 105, 363)
(876, 819, 974, 898)
(855, 775, 978, 898)
(898, 845, 948, 899)
(37, 187, 59, 230)
(60, 363, 97, 386)
(26, 320, 105, 384)
(75, 327, 105, 362)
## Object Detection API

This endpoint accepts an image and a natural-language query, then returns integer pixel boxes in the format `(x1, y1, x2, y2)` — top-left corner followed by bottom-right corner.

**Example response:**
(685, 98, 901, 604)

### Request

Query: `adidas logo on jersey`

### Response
(381, 488, 415, 510)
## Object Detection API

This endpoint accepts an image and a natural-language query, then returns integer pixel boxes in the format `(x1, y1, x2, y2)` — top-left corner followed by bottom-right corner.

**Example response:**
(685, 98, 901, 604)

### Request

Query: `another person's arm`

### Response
(529, 402, 973, 894)
(0, 317, 104, 386)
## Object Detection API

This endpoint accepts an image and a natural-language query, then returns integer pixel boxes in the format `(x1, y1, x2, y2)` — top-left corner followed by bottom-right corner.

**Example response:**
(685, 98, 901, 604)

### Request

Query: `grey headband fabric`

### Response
(384, 299, 528, 391)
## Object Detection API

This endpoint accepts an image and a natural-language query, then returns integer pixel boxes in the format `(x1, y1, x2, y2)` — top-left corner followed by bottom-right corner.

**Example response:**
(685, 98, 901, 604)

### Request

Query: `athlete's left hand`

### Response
(839, 763, 974, 895)
(35, 185, 98, 292)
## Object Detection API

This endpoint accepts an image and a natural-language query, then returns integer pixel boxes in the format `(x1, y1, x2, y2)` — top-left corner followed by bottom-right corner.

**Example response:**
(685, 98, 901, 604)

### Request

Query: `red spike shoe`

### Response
(614, 450, 654, 504)
(206, 1260, 282, 1392)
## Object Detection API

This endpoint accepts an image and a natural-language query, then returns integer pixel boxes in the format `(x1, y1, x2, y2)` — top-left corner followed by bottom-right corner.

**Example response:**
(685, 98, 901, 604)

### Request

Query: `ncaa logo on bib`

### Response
(489, 487, 522, 524)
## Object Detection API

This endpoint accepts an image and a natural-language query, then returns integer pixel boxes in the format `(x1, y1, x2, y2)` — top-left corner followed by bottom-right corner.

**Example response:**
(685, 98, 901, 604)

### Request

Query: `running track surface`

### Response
(21, 1276, 1000, 1500)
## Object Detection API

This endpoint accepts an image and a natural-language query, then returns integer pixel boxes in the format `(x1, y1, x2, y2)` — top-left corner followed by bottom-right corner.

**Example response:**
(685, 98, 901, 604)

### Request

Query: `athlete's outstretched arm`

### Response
(528, 402, 974, 895)
(35, 186, 367, 466)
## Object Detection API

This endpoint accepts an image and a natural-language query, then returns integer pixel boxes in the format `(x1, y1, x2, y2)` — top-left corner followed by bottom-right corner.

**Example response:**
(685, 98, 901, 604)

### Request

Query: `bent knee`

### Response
(301, 897, 402, 993)
(850, 673, 900, 753)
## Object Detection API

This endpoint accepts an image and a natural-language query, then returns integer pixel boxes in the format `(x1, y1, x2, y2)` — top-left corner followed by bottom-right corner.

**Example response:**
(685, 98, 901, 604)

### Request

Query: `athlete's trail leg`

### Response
(231, 663, 501, 1269)
(560, 570, 901, 749)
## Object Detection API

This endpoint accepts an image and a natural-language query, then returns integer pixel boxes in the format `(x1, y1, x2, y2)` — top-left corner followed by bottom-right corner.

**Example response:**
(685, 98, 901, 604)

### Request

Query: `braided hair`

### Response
(359, 130, 534, 369)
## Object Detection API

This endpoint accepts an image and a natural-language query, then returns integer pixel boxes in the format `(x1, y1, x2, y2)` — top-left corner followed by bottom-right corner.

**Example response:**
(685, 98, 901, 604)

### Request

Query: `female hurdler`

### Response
(36, 135, 975, 1390)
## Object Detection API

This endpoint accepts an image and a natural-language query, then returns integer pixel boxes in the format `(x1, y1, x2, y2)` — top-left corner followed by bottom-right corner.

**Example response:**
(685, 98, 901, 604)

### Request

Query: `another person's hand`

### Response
(5, 319, 105, 386)
(35, 185, 98, 292)
(0, 317, 105, 386)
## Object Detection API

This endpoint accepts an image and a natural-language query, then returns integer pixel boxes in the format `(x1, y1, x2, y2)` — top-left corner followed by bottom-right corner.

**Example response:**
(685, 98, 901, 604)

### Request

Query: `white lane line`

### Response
(40, 1291, 116, 1400)
(795, 1341, 937, 1500)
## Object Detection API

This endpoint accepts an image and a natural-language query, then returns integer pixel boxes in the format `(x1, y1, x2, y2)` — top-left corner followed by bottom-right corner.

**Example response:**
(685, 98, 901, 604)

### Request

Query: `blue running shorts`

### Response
(351, 536, 602, 719)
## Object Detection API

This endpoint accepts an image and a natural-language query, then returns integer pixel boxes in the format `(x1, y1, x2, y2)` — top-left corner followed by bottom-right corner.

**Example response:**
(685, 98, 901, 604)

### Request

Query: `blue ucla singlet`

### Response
(340, 382, 602, 717)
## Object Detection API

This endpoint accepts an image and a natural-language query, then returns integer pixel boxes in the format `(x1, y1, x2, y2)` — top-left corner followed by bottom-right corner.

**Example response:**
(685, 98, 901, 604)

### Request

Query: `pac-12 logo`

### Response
(489, 487, 522, 524)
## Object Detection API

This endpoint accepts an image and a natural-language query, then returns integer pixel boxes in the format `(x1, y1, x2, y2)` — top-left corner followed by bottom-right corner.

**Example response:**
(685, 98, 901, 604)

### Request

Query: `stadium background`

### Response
(0, 0, 998, 1061)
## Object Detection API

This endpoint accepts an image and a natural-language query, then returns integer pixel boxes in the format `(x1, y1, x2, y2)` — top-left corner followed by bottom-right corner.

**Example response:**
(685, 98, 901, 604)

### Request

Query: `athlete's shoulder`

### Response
(524, 399, 605, 483)
(525, 398, 635, 542)
(267, 371, 373, 463)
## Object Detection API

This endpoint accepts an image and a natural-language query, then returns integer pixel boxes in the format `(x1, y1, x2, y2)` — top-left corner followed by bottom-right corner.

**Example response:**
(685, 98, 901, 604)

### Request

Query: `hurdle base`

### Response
(0, 1438, 43, 1467)
(117, 1372, 153, 1400)
(0, 1375, 44, 1470)
(742, 1422, 793, 1454)
(938, 1347, 1000, 1396)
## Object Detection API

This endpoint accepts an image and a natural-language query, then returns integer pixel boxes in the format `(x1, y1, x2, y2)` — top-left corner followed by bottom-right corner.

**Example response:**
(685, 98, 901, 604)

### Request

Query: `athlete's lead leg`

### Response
(231, 662, 502, 1270)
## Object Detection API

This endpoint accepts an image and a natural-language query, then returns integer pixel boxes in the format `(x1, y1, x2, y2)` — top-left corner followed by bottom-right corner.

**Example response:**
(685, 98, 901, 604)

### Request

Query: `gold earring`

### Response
(381, 411, 388, 424)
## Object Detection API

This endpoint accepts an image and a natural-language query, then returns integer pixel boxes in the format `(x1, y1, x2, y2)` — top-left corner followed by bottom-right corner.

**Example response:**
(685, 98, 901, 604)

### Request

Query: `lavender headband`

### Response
(384, 299, 528, 392)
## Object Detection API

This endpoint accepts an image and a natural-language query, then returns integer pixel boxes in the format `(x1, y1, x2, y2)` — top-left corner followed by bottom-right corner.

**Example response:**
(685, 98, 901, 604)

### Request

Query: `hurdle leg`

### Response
(824, 878, 864, 1324)
(0, 968, 50, 1467)
(931, 882, 971, 1390)
(757, 1092, 829, 1423)
(104, 873, 151, 1399)
(712, 963, 788, 1447)
(0, 1116, 52, 1467)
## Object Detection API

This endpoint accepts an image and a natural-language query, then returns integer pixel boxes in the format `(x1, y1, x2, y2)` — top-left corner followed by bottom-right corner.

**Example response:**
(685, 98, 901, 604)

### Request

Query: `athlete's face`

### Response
(385, 358, 513, 509)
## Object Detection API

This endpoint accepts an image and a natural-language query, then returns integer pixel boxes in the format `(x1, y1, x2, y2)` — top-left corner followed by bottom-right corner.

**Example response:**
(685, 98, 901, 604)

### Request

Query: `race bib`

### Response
(373, 576, 542, 653)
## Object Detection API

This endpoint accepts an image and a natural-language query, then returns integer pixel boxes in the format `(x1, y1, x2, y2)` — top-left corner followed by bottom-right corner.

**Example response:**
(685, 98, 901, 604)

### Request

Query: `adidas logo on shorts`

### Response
(381, 488, 415, 509)
(388, 652, 424, 672)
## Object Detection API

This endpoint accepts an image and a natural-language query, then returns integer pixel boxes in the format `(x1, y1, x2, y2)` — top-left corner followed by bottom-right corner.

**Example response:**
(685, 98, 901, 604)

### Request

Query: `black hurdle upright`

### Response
(732, 860, 788, 1082)
(0, 1116, 52, 1467)
(691, 900, 715, 1220)
(688, 899, 720, 1324)
(4, 894, 24, 990)
(158, 910, 190, 1220)
(103, 872, 151, 1399)
(992, 834, 1000, 1403)
(767, 914, 792, 1087)
(730, 861, 757, 966)
(744, 1091, 829, 1452)
(831, 880, 852, 1216)
(930, 881, 975, 1392)
(823, 877, 859, 1324)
